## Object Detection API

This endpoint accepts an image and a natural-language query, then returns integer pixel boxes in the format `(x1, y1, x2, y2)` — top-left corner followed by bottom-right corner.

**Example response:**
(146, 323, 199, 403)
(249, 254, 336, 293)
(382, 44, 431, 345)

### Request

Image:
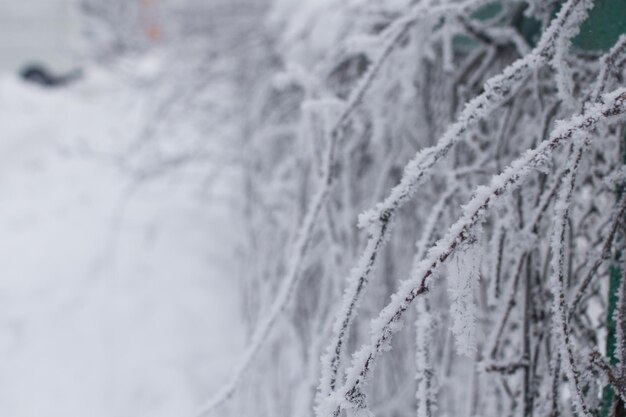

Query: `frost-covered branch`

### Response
(588, 34, 626, 104)
(568, 194, 626, 319)
(318, 0, 593, 408)
(486, 252, 527, 358)
(415, 298, 437, 417)
(319, 88, 626, 417)
(414, 187, 459, 263)
(548, 139, 591, 417)
(551, 0, 594, 107)
(590, 350, 626, 404)
(484, 359, 530, 375)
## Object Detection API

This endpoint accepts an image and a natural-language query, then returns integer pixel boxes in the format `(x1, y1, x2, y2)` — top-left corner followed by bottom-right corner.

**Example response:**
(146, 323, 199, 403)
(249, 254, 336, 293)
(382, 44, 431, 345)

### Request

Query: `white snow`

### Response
(0, 71, 243, 417)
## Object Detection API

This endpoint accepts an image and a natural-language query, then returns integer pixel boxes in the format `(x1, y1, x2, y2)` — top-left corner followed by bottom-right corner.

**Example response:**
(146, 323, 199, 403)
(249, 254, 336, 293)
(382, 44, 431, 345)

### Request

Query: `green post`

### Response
(574, 1, 626, 416)
(601, 262, 622, 417)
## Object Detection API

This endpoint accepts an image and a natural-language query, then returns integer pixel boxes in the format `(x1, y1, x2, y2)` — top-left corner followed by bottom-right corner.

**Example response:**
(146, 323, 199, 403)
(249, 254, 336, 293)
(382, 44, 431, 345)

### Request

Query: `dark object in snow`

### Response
(19, 63, 83, 88)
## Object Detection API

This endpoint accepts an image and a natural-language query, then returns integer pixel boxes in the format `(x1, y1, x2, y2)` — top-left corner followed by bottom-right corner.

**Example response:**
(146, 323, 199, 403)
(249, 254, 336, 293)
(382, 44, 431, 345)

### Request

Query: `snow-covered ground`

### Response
(0, 70, 243, 417)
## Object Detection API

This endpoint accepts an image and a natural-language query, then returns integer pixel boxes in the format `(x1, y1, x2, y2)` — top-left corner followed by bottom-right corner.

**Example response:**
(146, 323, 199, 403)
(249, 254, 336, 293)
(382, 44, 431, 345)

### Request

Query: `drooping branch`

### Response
(319, 88, 626, 417)
(568, 194, 626, 319)
(414, 186, 459, 264)
(318, 0, 593, 408)
(548, 139, 591, 417)
(415, 297, 436, 417)
(551, 0, 594, 107)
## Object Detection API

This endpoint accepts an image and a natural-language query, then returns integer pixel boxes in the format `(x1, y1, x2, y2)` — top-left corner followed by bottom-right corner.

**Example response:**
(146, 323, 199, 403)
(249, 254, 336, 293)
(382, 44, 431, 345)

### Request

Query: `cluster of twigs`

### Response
(206, 1, 626, 416)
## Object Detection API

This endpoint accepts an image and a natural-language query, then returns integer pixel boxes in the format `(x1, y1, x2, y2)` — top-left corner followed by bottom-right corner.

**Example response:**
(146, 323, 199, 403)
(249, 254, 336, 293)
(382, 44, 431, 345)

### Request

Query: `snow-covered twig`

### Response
(568, 195, 626, 319)
(548, 139, 591, 417)
(486, 252, 527, 358)
(589, 251, 626, 405)
(484, 359, 530, 375)
(588, 34, 626, 104)
(319, 88, 626, 417)
(551, 0, 594, 107)
(415, 297, 436, 417)
(590, 350, 626, 404)
(414, 187, 459, 264)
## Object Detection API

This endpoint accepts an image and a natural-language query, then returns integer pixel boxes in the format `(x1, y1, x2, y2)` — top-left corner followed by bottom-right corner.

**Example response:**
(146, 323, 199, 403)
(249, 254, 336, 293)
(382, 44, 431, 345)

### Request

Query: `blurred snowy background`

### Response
(0, 1, 245, 416)
(0, 1, 78, 72)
